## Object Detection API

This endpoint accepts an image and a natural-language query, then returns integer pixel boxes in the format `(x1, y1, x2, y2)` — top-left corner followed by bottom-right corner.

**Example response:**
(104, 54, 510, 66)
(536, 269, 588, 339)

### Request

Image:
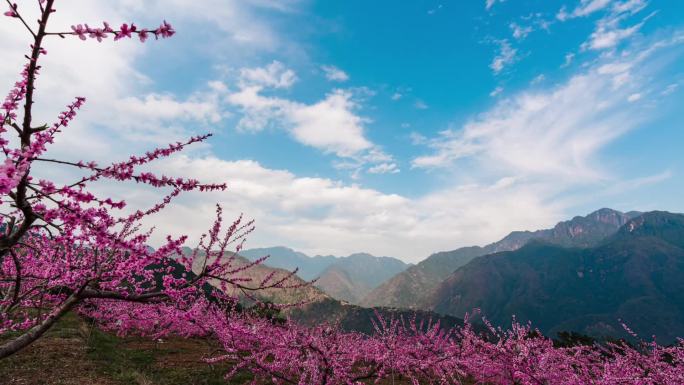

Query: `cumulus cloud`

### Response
(126, 155, 564, 262)
(321, 65, 349, 82)
(288, 90, 371, 156)
(239, 61, 297, 88)
(0, 0, 299, 160)
(226, 62, 395, 171)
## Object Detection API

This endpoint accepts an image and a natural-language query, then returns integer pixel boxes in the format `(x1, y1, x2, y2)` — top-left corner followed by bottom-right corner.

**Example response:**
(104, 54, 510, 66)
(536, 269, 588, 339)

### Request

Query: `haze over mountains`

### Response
(235, 208, 684, 343)
(239, 247, 409, 303)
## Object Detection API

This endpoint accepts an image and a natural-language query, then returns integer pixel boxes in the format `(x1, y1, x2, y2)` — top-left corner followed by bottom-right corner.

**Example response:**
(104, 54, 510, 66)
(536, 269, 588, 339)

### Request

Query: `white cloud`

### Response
(661, 83, 679, 96)
(0, 1, 151, 162)
(558, 0, 612, 20)
(413, 32, 682, 182)
(510, 22, 533, 40)
(116, 92, 223, 123)
(414, 100, 429, 109)
(558, 1, 651, 53)
(627, 92, 641, 102)
(368, 163, 400, 174)
(485, 0, 504, 11)
(489, 86, 504, 97)
(240, 61, 297, 88)
(583, 19, 644, 50)
(391, 92, 403, 101)
(562, 52, 576, 67)
(574, 0, 652, 51)
(110, 89, 226, 143)
(612, 0, 648, 15)
(288, 90, 371, 156)
(120, 0, 299, 50)
(321, 65, 349, 82)
(227, 63, 395, 172)
(0, 0, 300, 160)
(427, 4, 443, 15)
(410, 132, 428, 145)
(490, 39, 518, 74)
(228, 86, 373, 156)
(129, 155, 564, 262)
(531, 74, 546, 85)
(557, 0, 647, 21)
(510, 13, 553, 40)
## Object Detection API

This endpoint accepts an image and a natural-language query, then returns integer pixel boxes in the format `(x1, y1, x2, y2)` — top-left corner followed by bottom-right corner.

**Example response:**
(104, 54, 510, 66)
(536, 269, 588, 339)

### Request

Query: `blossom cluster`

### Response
(69, 21, 174, 43)
(88, 300, 684, 384)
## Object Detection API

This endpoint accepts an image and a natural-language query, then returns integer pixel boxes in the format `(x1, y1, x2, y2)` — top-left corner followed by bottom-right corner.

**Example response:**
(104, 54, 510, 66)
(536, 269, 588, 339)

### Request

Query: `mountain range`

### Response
(430, 211, 684, 342)
(361, 208, 639, 309)
(239, 247, 409, 304)
(193, 208, 684, 342)
(188, 249, 459, 335)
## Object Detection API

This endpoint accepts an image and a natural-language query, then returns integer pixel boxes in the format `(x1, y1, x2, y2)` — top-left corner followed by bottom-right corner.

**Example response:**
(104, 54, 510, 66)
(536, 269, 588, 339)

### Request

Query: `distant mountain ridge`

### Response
(188, 249, 452, 335)
(239, 247, 409, 304)
(239, 247, 337, 281)
(361, 208, 639, 309)
(429, 211, 684, 343)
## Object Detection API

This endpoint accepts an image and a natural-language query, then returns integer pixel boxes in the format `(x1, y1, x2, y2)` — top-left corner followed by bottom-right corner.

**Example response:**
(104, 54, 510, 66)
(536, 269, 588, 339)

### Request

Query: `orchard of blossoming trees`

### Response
(2, 1, 684, 384)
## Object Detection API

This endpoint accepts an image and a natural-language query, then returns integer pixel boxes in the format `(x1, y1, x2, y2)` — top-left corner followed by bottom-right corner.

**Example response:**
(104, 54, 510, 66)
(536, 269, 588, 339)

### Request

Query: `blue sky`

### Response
(2, 0, 684, 262)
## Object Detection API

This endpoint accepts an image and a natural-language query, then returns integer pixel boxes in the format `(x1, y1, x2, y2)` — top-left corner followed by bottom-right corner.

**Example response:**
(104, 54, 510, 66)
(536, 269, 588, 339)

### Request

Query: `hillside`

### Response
(240, 247, 409, 304)
(288, 298, 464, 335)
(430, 211, 684, 343)
(315, 253, 409, 303)
(361, 208, 637, 309)
(191, 251, 451, 335)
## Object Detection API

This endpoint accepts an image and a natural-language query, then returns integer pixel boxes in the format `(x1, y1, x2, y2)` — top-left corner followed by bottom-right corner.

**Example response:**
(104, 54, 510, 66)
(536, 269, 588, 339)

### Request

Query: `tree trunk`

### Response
(0, 293, 79, 360)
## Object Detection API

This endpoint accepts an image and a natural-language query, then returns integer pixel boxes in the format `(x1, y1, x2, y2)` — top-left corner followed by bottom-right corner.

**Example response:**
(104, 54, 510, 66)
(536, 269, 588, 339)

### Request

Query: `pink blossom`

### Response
(71, 24, 87, 40)
(155, 20, 175, 39)
(4, 3, 17, 17)
(114, 23, 136, 40)
(102, 22, 114, 33)
(86, 24, 107, 42)
(139, 29, 150, 43)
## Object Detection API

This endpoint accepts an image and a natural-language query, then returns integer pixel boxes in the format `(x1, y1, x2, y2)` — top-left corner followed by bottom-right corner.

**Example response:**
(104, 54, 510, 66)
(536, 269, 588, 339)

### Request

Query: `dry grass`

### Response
(0, 313, 246, 385)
